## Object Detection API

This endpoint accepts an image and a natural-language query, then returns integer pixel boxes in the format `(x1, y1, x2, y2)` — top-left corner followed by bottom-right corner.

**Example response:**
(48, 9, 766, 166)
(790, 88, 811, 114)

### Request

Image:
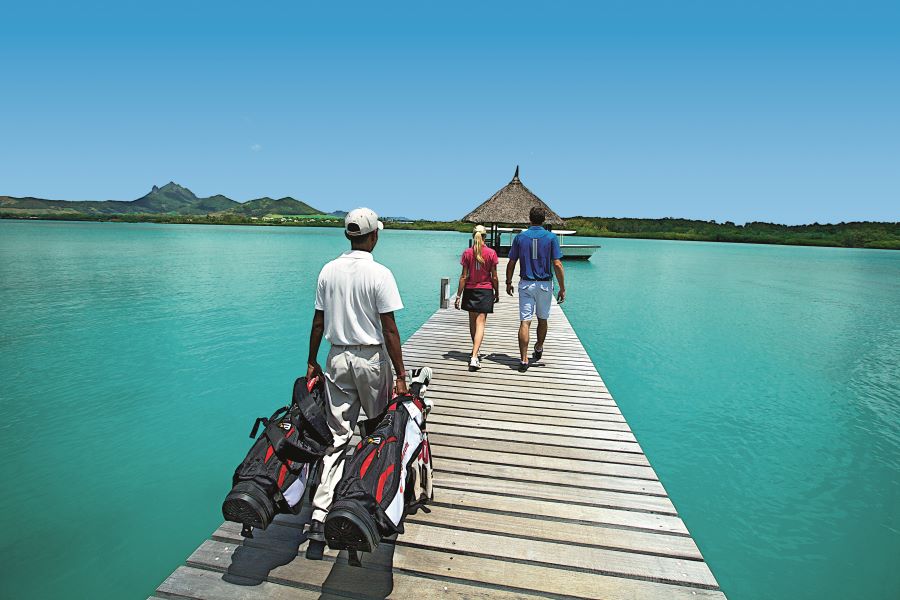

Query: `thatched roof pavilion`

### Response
(462, 166, 565, 226)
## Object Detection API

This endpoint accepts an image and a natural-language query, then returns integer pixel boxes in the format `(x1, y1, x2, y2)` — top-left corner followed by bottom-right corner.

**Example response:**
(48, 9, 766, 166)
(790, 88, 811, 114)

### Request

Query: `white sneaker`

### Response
(468, 357, 481, 372)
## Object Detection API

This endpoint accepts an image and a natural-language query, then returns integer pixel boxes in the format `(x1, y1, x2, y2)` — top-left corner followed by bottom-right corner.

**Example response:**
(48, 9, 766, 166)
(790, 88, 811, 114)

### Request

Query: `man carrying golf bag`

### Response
(305, 208, 409, 560)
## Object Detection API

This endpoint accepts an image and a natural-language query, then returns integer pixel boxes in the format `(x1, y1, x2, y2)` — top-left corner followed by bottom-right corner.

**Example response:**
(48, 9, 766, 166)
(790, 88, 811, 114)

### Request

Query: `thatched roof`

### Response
(462, 167, 565, 226)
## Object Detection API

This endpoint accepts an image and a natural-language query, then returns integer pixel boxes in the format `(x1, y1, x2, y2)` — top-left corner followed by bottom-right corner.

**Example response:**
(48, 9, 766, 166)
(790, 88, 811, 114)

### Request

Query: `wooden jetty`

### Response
(154, 259, 725, 599)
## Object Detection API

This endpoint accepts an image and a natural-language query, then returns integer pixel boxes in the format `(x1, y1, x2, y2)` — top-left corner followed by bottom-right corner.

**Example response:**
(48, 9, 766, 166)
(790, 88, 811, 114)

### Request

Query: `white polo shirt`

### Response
(314, 250, 404, 346)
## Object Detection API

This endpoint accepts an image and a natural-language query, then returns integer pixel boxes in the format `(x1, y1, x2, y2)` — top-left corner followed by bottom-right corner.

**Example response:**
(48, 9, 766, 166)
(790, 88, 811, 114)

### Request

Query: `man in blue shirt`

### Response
(506, 207, 567, 372)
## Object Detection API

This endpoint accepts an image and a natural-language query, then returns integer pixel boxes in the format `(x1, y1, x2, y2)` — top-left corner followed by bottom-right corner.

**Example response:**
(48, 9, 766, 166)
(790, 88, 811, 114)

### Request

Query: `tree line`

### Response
(3, 212, 897, 249)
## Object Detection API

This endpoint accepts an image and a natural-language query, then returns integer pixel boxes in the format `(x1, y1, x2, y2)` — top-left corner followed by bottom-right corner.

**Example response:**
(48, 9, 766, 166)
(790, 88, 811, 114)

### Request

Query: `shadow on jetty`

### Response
(224, 498, 397, 598)
(443, 349, 546, 369)
(484, 352, 546, 370)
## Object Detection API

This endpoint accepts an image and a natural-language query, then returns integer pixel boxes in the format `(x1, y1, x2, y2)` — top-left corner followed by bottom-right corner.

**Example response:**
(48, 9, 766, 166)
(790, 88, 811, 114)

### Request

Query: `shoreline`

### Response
(2, 213, 898, 251)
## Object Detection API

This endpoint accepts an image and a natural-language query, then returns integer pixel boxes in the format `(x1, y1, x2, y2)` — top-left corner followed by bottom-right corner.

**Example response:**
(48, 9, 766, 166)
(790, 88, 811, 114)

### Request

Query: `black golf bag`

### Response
(222, 376, 334, 537)
(324, 367, 434, 564)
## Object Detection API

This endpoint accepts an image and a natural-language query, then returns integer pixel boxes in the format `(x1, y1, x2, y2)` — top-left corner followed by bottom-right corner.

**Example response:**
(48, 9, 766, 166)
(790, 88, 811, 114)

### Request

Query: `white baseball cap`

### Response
(345, 207, 384, 236)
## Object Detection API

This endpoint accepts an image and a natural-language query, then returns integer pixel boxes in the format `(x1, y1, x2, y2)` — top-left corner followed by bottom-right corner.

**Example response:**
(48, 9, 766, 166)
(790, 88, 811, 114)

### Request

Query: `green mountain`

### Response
(132, 182, 198, 212)
(0, 183, 319, 217)
(0, 196, 137, 215)
(229, 197, 321, 217)
(185, 194, 240, 214)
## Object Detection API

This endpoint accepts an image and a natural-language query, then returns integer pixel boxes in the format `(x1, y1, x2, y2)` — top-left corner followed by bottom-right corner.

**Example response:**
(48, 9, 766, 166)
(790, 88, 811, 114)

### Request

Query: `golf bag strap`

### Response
(273, 489, 291, 513)
(359, 410, 387, 438)
(251, 405, 290, 438)
(348, 549, 362, 567)
(264, 420, 324, 463)
(249, 417, 267, 438)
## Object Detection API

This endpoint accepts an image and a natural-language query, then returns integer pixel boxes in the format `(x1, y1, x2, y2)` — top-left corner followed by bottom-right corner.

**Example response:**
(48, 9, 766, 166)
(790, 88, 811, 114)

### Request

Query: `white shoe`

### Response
(468, 357, 481, 372)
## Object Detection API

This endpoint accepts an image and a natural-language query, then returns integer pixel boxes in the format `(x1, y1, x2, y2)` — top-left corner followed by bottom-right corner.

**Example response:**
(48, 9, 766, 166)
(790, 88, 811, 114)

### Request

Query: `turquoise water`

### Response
(1, 221, 898, 599)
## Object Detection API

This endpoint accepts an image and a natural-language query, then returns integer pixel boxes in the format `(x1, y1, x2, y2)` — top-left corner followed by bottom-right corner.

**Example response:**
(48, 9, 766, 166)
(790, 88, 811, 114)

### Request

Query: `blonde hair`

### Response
(472, 225, 487, 265)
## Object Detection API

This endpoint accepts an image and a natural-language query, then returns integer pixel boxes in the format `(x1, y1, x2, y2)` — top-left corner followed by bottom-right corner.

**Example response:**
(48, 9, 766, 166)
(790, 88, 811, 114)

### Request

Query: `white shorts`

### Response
(518, 281, 553, 321)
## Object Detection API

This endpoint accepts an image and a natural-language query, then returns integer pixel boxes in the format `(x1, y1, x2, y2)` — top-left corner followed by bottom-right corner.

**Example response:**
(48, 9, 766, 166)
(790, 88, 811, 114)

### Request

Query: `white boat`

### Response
(491, 227, 600, 261)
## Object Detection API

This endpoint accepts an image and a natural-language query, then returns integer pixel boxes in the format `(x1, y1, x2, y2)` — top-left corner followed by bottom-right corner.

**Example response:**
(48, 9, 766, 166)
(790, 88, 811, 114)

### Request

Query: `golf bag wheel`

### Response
(324, 501, 379, 553)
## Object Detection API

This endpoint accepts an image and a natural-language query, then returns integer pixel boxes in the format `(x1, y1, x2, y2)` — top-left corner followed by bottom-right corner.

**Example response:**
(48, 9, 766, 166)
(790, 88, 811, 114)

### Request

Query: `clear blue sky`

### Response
(1, 1, 897, 223)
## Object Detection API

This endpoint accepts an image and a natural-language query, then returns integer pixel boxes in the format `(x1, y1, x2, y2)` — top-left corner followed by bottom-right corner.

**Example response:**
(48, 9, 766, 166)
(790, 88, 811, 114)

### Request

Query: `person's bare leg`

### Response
(472, 313, 487, 358)
(518, 320, 531, 363)
(535, 318, 548, 354)
(468, 311, 477, 343)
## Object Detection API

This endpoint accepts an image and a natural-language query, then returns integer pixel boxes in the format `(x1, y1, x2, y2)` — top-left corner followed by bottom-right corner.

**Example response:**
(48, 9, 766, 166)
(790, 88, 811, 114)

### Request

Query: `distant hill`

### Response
(132, 182, 200, 213)
(190, 194, 241, 213)
(0, 183, 320, 217)
(231, 197, 320, 217)
(0, 196, 136, 215)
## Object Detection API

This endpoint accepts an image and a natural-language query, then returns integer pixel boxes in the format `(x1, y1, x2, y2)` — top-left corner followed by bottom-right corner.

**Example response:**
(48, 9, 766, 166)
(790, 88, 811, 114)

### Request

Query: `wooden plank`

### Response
(426, 369, 609, 394)
(404, 334, 599, 357)
(427, 413, 637, 442)
(423, 364, 604, 383)
(405, 503, 701, 559)
(396, 524, 717, 588)
(434, 471, 674, 515)
(430, 384, 612, 406)
(408, 341, 598, 362)
(426, 380, 616, 405)
(156, 565, 321, 600)
(403, 354, 606, 379)
(406, 338, 595, 359)
(435, 445, 657, 480)
(436, 405, 630, 429)
(410, 319, 584, 335)
(404, 336, 602, 368)
(437, 457, 668, 496)
(186, 539, 533, 600)
(427, 431, 650, 466)
(434, 488, 688, 535)
(212, 525, 726, 600)
(426, 390, 623, 414)
(428, 422, 645, 454)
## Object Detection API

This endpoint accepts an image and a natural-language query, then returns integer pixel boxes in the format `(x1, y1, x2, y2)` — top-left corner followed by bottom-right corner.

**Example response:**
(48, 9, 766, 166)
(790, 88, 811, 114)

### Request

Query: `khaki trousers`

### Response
(311, 344, 393, 522)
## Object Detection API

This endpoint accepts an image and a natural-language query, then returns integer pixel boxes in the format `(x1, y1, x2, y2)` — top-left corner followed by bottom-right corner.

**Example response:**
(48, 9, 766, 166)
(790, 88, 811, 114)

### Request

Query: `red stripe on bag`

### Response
(277, 464, 288, 487)
(264, 446, 274, 463)
(375, 464, 395, 503)
(359, 450, 376, 478)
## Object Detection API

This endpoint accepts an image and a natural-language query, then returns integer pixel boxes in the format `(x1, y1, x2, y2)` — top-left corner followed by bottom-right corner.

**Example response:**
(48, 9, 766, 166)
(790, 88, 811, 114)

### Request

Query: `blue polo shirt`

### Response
(508, 226, 562, 281)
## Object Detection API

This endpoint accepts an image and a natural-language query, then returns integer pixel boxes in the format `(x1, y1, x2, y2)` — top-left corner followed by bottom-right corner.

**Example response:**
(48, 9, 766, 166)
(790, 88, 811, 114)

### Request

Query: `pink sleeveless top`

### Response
(460, 246, 498, 290)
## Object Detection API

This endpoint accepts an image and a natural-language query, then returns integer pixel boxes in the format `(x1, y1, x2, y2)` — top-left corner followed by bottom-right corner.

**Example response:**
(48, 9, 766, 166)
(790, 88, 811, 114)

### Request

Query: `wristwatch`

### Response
(396, 371, 407, 380)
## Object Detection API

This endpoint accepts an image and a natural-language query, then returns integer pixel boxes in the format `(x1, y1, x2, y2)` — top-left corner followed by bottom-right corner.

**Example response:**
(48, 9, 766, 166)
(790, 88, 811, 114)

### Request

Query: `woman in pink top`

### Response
(454, 225, 499, 371)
